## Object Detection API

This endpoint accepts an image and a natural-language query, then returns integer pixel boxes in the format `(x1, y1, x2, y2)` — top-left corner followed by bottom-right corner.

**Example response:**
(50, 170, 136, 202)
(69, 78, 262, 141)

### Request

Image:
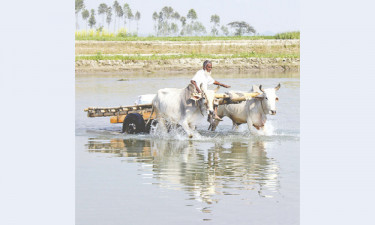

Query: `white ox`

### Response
(151, 84, 219, 138)
(211, 84, 280, 132)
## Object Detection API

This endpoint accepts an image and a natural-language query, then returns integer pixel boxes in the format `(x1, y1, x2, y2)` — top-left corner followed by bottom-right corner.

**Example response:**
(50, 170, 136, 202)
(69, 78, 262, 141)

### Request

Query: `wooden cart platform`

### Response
(83, 91, 260, 133)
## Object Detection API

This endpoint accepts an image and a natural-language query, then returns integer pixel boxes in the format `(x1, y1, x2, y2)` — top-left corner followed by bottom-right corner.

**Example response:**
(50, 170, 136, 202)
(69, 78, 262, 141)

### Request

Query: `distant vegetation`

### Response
(75, 30, 300, 41)
(274, 31, 300, 39)
(75, 30, 278, 41)
(76, 0, 299, 41)
(76, 0, 299, 39)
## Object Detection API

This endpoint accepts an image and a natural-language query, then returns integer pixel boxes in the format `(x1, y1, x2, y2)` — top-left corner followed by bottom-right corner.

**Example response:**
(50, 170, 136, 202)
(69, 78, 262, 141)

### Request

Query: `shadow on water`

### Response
(85, 137, 280, 208)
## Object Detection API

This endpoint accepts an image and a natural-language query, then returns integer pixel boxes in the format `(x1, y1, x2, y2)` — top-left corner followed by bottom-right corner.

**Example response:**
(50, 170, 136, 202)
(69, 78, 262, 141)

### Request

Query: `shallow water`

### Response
(76, 72, 300, 225)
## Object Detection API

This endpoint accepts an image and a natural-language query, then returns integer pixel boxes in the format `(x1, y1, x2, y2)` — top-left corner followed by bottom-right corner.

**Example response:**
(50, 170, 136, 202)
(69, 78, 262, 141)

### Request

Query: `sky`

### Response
(77, 0, 300, 35)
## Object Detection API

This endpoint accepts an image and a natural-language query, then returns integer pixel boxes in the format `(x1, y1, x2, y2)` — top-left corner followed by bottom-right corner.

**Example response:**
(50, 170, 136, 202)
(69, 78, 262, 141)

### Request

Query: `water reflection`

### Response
(86, 138, 280, 204)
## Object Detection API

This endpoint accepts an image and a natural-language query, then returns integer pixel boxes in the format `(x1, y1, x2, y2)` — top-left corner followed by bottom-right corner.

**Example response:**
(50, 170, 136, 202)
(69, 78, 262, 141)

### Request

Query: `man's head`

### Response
(203, 60, 212, 73)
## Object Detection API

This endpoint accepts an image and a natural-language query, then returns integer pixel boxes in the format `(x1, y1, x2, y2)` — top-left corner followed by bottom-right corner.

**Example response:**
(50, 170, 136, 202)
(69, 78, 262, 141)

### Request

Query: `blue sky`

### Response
(77, 0, 300, 35)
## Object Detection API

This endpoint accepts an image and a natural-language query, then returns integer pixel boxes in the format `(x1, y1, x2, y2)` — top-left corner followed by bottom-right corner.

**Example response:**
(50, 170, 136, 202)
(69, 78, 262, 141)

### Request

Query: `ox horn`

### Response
(275, 83, 281, 91)
(259, 85, 265, 93)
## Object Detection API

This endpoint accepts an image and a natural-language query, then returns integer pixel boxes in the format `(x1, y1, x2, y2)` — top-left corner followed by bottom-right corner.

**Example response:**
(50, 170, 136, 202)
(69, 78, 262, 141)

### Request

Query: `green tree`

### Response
(75, 0, 85, 29)
(171, 12, 180, 35)
(172, 12, 180, 20)
(112, 1, 119, 31)
(162, 6, 174, 19)
(227, 21, 256, 36)
(187, 9, 197, 20)
(221, 25, 229, 36)
(114, 3, 123, 31)
(81, 9, 89, 30)
(106, 7, 113, 31)
(154, 6, 180, 36)
(210, 14, 220, 36)
(192, 22, 206, 36)
(171, 23, 178, 35)
(135, 11, 141, 34)
(152, 11, 158, 35)
(161, 6, 174, 36)
(98, 3, 108, 27)
(123, 3, 130, 29)
(127, 8, 134, 33)
(182, 9, 206, 36)
(88, 9, 96, 29)
(179, 16, 186, 35)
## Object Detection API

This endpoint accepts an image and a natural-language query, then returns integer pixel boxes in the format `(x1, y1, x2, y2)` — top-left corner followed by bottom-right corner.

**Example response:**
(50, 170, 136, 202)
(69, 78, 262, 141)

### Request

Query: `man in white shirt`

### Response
(191, 60, 230, 93)
(190, 60, 231, 121)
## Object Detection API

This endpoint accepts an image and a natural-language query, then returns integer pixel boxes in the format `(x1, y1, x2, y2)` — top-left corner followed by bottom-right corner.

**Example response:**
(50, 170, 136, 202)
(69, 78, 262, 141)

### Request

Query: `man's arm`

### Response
(191, 80, 202, 93)
(214, 80, 231, 88)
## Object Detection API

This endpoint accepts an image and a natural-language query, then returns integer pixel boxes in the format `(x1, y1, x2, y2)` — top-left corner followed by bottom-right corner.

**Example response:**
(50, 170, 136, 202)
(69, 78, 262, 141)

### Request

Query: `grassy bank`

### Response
(75, 35, 300, 73)
(76, 52, 299, 61)
(75, 30, 300, 41)
(274, 31, 300, 39)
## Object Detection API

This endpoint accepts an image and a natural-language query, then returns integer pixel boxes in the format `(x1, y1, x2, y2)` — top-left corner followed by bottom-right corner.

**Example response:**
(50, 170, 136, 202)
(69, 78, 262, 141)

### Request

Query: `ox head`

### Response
(200, 84, 220, 125)
(253, 83, 280, 115)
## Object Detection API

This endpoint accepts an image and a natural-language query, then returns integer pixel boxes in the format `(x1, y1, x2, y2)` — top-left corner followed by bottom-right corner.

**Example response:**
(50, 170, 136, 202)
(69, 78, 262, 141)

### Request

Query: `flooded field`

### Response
(75, 72, 300, 225)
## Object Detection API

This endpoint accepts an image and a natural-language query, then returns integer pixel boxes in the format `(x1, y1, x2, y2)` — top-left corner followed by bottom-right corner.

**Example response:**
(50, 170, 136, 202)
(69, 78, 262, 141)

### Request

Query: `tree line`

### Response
(75, 0, 256, 36)
(75, 0, 141, 34)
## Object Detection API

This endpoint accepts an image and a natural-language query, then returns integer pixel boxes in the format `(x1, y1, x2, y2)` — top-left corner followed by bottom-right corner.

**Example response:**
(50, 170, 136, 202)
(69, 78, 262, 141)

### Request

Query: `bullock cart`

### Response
(83, 92, 260, 134)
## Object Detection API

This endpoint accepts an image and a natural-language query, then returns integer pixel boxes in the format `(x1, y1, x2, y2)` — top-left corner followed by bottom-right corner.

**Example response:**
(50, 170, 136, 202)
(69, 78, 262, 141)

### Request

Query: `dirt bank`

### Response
(75, 39, 299, 74)
(76, 39, 299, 55)
(75, 57, 299, 74)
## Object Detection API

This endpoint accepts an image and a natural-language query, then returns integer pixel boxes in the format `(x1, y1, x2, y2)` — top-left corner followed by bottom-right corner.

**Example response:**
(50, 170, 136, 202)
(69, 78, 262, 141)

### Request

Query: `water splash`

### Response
(253, 121, 275, 136)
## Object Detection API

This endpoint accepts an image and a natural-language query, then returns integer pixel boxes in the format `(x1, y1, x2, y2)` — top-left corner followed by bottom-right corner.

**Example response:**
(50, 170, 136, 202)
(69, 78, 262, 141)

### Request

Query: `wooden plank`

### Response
(110, 111, 155, 123)
(214, 92, 260, 99)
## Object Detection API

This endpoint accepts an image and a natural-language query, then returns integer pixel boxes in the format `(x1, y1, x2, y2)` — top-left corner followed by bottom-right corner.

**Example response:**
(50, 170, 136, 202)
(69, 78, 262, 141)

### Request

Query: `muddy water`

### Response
(75, 72, 299, 225)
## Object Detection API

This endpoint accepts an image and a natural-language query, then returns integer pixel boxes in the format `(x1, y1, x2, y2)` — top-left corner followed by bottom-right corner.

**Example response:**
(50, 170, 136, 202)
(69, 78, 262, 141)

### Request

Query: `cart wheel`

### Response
(122, 113, 145, 134)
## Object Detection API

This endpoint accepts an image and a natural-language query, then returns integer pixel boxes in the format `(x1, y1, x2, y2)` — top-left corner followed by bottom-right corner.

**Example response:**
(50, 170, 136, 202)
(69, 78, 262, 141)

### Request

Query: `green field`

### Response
(75, 31, 300, 41)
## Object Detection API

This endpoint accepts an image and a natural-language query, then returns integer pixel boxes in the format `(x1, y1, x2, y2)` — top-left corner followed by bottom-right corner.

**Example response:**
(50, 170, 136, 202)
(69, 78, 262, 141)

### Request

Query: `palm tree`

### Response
(81, 9, 89, 30)
(98, 3, 108, 27)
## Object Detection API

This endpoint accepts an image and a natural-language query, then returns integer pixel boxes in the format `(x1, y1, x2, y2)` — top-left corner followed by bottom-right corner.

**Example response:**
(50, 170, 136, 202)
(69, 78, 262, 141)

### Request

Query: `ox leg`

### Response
(232, 122, 240, 131)
(181, 120, 194, 138)
(188, 122, 196, 131)
(211, 119, 221, 131)
(247, 119, 253, 132)
(156, 117, 168, 133)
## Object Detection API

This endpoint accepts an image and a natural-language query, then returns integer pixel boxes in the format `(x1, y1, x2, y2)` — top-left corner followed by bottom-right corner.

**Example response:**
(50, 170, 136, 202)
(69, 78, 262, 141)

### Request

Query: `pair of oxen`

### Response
(151, 83, 281, 138)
